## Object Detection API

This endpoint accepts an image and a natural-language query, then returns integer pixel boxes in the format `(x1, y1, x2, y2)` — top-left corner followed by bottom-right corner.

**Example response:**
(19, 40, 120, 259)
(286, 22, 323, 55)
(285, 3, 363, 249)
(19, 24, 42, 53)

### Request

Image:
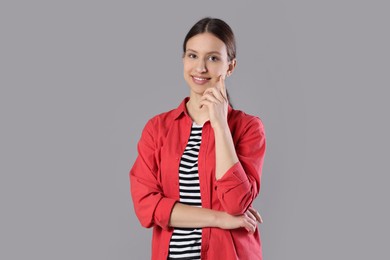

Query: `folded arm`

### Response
(214, 117, 266, 215)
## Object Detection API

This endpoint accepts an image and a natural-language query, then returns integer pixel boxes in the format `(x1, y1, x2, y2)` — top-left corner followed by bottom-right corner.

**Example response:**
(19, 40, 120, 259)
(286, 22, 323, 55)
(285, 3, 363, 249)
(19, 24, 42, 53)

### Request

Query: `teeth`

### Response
(193, 77, 208, 81)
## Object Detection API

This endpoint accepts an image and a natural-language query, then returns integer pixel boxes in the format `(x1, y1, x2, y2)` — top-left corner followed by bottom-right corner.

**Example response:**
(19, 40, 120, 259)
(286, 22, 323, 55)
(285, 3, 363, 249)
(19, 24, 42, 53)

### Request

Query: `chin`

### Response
(187, 86, 206, 96)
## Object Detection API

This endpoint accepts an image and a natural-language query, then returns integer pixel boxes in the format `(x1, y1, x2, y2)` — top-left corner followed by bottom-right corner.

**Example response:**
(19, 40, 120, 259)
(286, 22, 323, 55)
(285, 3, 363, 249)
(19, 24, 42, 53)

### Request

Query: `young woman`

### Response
(130, 17, 266, 260)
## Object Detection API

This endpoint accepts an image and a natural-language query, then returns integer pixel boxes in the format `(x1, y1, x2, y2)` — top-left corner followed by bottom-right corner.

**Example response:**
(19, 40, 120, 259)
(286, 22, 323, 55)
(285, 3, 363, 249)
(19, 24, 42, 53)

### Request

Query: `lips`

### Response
(191, 75, 211, 85)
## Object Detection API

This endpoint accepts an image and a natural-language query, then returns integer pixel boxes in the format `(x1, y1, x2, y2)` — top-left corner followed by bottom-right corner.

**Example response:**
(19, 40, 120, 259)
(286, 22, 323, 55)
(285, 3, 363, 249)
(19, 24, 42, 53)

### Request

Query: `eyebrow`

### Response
(185, 49, 222, 55)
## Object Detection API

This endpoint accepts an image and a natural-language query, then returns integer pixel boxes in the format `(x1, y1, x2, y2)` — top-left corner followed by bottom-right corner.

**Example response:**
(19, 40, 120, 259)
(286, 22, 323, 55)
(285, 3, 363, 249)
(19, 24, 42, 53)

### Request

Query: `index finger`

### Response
(217, 74, 228, 101)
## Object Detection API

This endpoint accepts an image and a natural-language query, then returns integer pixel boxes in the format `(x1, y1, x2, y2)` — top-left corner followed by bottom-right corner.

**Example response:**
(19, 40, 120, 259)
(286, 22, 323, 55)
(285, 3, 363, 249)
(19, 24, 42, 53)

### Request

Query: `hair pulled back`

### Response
(183, 17, 236, 62)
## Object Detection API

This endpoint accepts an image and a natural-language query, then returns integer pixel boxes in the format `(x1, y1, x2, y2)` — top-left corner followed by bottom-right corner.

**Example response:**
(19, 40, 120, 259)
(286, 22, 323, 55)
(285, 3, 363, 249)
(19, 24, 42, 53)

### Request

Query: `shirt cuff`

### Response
(153, 197, 178, 230)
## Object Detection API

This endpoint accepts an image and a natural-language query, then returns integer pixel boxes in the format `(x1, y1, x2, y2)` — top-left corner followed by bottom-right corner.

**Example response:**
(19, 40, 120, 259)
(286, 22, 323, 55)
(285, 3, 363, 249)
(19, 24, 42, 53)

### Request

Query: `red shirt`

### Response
(129, 97, 266, 260)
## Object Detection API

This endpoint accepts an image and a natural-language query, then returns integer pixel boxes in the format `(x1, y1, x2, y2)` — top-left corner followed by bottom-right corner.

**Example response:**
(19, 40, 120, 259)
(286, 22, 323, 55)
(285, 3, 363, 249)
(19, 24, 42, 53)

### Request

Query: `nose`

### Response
(196, 59, 207, 73)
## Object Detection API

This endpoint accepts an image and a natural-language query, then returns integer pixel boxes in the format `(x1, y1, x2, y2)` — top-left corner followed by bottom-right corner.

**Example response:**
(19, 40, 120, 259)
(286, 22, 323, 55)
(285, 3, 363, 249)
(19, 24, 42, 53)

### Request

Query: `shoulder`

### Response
(137, 108, 178, 148)
(229, 108, 265, 131)
(145, 108, 177, 128)
(140, 97, 188, 142)
(144, 97, 188, 130)
(141, 107, 181, 139)
(228, 108, 266, 145)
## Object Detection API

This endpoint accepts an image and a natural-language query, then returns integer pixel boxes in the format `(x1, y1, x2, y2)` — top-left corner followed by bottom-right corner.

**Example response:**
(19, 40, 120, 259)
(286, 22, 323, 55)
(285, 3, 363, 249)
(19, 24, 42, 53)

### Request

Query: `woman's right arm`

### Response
(169, 203, 262, 233)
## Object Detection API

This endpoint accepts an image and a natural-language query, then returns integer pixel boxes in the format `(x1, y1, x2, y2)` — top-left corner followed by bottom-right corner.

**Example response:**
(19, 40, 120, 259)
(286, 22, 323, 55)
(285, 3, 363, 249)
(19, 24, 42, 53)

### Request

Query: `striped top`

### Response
(168, 122, 203, 260)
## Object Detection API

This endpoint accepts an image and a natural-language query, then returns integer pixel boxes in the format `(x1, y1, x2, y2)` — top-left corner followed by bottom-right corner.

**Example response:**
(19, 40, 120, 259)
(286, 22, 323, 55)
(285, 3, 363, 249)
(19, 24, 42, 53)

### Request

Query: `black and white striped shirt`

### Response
(168, 122, 203, 260)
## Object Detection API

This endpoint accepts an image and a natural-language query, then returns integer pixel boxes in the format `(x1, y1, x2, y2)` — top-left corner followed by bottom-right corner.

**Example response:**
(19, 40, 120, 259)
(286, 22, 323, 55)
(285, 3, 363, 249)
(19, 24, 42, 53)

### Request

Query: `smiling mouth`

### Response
(192, 76, 211, 82)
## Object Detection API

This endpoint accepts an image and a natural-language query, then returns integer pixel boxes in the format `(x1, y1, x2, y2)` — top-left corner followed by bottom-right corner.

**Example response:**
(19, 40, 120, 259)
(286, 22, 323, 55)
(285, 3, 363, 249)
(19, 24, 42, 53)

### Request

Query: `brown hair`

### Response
(183, 17, 236, 61)
(183, 17, 236, 106)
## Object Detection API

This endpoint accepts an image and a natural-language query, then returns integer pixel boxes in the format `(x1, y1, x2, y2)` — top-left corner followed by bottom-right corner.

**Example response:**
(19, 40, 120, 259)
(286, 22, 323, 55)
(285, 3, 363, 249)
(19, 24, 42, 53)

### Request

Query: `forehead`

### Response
(186, 33, 227, 55)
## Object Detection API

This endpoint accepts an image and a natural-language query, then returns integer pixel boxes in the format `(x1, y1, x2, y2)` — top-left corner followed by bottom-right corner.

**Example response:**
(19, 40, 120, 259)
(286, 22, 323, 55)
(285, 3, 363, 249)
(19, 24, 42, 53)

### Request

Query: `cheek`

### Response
(183, 64, 192, 80)
(183, 62, 192, 73)
(208, 64, 225, 75)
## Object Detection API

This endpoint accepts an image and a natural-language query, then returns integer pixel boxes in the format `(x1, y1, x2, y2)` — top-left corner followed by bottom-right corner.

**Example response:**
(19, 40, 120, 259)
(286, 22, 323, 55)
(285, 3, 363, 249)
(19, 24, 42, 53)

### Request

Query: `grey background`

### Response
(1, 0, 389, 259)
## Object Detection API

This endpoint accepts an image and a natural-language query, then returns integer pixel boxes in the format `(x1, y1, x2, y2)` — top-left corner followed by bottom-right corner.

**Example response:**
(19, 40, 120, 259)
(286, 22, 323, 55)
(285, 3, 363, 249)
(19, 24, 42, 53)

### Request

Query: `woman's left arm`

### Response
(214, 117, 266, 215)
(200, 76, 266, 215)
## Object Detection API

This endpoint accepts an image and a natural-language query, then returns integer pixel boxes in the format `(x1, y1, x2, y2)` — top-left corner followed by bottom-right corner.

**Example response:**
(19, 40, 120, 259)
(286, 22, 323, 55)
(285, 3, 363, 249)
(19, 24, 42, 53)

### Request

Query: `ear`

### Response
(226, 59, 237, 77)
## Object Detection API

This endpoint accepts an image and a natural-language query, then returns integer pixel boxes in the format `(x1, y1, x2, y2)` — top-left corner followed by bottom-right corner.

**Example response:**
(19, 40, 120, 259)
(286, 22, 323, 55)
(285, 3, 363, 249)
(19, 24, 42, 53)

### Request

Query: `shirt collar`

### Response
(173, 97, 233, 121)
(172, 97, 190, 120)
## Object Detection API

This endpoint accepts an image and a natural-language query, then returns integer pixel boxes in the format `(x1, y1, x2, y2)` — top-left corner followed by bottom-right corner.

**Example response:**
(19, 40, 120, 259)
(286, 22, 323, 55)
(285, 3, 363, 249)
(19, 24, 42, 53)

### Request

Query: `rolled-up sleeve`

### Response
(129, 119, 177, 230)
(215, 117, 266, 215)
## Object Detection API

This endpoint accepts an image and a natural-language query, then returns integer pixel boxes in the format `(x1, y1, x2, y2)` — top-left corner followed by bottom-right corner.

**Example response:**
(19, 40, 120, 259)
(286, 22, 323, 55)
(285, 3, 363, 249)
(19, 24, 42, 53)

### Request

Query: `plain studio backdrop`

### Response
(1, 0, 389, 259)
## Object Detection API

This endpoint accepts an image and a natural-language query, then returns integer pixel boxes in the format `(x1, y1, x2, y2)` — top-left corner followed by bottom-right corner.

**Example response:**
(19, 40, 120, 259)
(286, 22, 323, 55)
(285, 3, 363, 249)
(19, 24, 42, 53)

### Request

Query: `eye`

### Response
(208, 56, 219, 62)
(187, 53, 197, 59)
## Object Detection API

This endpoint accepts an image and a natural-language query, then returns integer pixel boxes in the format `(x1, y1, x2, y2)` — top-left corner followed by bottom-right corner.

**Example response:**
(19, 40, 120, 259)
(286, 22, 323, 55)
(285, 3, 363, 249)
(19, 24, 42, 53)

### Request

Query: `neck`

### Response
(186, 95, 209, 125)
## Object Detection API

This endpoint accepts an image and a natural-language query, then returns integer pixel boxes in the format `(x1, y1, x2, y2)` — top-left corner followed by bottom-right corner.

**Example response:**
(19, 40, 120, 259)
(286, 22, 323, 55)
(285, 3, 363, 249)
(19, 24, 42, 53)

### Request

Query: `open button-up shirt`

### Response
(130, 97, 266, 260)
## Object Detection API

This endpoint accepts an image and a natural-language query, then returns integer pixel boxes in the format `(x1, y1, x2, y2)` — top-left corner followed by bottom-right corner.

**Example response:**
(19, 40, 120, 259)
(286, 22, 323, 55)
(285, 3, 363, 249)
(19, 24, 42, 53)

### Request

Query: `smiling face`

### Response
(183, 32, 236, 96)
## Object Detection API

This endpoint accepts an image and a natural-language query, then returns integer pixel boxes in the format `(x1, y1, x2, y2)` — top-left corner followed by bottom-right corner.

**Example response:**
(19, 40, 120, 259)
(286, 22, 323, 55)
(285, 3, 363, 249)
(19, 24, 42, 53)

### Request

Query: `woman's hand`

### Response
(199, 75, 229, 129)
(216, 207, 263, 234)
